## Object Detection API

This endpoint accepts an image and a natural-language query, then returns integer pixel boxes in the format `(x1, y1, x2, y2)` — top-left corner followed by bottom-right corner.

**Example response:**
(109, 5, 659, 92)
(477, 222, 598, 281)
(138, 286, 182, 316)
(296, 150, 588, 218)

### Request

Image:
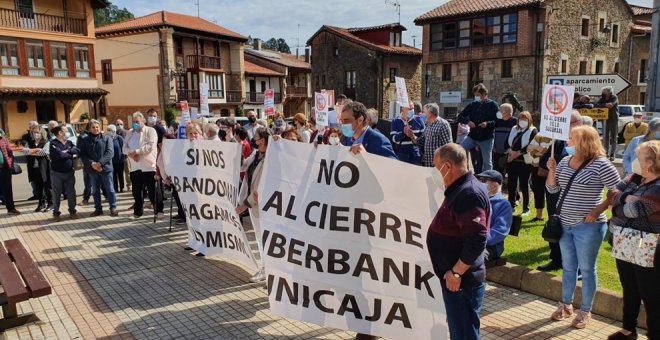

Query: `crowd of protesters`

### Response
(0, 82, 658, 340)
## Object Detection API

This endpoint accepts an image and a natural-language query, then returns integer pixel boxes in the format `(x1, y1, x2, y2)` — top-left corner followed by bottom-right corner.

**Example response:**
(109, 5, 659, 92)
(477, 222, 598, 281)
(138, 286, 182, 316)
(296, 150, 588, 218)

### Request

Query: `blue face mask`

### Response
(421, 114, 427, 123)
(656, 131, 660, 139)
(147, 116, 157, 125)
(406, 111, 414, 120)
(341, 123, 355, 137)
(133, 122, 141, 130)
(473, 95, 481, 102)
(565, 146, 576, 156)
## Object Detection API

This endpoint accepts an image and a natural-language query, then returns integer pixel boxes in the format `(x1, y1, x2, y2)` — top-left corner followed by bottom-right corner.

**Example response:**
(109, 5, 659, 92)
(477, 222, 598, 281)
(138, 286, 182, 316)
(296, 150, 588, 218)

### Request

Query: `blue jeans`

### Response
(441, 281, 485, 340)
(559, 222, 607, 312)
(460, 137, 494, 171)
(89, 170, 116, 211)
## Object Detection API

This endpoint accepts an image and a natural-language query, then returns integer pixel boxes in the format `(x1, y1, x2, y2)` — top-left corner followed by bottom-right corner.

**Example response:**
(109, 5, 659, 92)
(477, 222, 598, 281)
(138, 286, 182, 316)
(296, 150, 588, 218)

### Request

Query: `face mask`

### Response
(565, 146, 576, 156)
(248, 117, 256, 124)
(65, 132, 71, 138)
(519, 120, 529, 129)
(406, 111, 414, 120)
(147, 117, 157, 125)
(496, 111, 503, 119)
(329, 136, 340, 145)
(133, 122, 141, 130)
(631, 158, 643, 175)
(634, 118, 643, 124)
(218, 130, 227, 140)
(421, 114, 427, 123)
(341, 123, 355, 137)
(33, 133, 42, 140)
(108, 131, 114, 137)
(473, 95, 481, 102)
(276, 119, 284, 127)
(116, 124, 123, 130)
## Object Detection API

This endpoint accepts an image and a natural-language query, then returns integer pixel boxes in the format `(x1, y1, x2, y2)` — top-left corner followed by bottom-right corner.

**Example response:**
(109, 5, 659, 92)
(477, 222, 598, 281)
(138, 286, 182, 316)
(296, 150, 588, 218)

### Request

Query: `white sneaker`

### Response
(128, 214, 140, 220)
(156, 212, 165, 219)
(249, 268, 266, 283)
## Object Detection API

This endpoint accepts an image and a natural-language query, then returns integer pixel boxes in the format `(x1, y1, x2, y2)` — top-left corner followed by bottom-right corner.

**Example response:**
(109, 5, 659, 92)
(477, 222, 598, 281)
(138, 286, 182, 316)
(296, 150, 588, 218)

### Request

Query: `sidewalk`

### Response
(1, 192, 623, 340)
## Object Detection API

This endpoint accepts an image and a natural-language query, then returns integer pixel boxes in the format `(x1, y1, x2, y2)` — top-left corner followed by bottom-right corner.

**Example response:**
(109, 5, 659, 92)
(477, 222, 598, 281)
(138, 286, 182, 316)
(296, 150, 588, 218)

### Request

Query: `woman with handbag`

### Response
(24, 126, 52, 212)
(0, 129, 20, 215)
(606, 140, 660, 340)
(505, 111, 537, 216)
(546, 125, 620, 329)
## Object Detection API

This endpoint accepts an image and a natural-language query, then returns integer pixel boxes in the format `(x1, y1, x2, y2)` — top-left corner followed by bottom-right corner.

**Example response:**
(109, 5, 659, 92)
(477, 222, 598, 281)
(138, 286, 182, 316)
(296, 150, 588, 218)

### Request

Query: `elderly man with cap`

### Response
(623, 112, 649, 148)
(476, 170, 512, 264)
(595, 86, 619, 160)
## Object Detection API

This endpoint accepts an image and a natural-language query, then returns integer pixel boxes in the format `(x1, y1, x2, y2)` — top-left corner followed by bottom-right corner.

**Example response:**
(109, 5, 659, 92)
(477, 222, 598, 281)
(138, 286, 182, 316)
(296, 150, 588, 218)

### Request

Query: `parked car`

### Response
(642, 111, 660, 122)
(234, 117, 249, 126)
(40, 123, 78, 145)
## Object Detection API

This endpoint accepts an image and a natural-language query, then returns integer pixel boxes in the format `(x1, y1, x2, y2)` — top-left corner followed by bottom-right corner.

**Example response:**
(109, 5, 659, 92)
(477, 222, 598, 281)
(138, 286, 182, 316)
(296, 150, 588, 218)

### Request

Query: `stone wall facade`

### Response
(622, 34, 649, 105)
(381, 54, 423, 118)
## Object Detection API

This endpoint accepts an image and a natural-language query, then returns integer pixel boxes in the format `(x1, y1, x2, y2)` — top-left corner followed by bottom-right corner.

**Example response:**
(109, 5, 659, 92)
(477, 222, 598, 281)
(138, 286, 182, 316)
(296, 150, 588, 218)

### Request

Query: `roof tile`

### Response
(244, 61, 284, 76)
(314, 25, 421, 56)
(415, 0, 542, 24)
(630, 4, 654, 16)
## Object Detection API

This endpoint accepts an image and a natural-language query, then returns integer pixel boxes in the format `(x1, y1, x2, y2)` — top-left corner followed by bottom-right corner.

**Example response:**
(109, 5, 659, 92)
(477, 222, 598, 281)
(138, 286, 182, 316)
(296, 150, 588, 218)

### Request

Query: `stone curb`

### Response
(486, 263, 647, 329)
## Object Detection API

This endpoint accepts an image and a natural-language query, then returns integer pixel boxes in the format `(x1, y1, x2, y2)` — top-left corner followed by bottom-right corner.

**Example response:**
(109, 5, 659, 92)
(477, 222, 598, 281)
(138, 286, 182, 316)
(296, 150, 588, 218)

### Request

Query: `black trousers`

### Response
(130, 170, 163, 216)
(113, 161, 125, 192)
(33, 176, 52, 206)
(0, 167, 15, 211)
(507, 161, 531, 211)
(616, 258, 660, 338)
(530, 167, 546, 210)
(545, 190, 562, 264)
(172, 187, 184, 218)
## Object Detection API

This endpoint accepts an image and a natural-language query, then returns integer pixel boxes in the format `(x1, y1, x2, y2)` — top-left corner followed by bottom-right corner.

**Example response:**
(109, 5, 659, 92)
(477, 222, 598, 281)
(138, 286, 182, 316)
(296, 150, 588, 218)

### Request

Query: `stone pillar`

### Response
(645, 0, 660, 111)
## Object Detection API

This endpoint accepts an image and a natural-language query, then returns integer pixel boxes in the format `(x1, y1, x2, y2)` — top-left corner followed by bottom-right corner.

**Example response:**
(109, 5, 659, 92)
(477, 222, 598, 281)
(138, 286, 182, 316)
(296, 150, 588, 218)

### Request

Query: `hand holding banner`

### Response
(315, 92, 329, 127)
(395, 76, 409, 108)
(539, 84, 575, 141)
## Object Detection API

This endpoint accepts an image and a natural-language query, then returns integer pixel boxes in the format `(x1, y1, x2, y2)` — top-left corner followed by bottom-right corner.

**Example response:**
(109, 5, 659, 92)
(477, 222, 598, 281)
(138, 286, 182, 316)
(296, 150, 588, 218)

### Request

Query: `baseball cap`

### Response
(477, 170, 503, 184)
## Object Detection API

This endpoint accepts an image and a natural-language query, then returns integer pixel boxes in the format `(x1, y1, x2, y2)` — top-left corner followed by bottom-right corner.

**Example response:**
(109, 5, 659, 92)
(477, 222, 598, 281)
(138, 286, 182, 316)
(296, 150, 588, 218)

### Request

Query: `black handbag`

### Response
(10, 156, 22, 175)
(542, 158, 591, 243)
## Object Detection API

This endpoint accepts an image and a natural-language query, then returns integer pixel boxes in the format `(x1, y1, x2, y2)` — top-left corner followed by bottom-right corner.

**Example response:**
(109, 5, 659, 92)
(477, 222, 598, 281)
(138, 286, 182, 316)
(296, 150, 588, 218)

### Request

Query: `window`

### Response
(26, 40, 45, 77)
(175, 37, 183, 55)
(51, 43, 68, 77)
(389, 32, 401, 47)
(560, 59, 568, 74)
(389, 68, 396, 83)
(17, 0, 34, 17)
(611, 24, 619, 44)
(0, 38, 19, 76)
(213, 41, 220, 57)
(595, 60, 604, 74)
(581, 18, 589, 37)
(345, 71, 356, 88)
(101, 59, 112, 84)
(640, 92, 646, 105)
(429, 13, 517, 50)
(205, 73, 223, 98)
(74, 44, 90, 78)
(333, 47, 339, 57)
(260, 81, 266, 93)
(640, 59, 647, 84)
(599, 18, 605, 32)
(501, 59, 513, 78)
(442, 63, 452, 81)
(614, 62, 620, 73)
(199, 40, 205, 55)
(579, 61, 587, 75)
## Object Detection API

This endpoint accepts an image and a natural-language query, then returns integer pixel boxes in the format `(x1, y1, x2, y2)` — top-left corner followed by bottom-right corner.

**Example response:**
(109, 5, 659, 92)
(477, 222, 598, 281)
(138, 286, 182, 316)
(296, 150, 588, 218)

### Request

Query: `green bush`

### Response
(164, 107, 177, 125)
(79, 113, 90, 121)
(234, 106, 244, 117)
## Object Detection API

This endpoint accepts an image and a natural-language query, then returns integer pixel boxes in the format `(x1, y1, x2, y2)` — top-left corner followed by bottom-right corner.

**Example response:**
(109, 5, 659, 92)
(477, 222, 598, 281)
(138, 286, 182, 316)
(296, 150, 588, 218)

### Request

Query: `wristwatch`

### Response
(451, 269, 462, 279)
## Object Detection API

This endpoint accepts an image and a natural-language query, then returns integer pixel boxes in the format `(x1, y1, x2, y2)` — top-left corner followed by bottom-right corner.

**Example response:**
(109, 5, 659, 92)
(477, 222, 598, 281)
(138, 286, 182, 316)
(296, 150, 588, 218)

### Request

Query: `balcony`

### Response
(0, 8, 87, 35)
(286, 86, 309, 98)
(226, 90, 242, 103)
(186, 55, 221, 70)
(177, 89, 199, 105)
(245, 92, 282, 104)
(343, 87, 356, 100)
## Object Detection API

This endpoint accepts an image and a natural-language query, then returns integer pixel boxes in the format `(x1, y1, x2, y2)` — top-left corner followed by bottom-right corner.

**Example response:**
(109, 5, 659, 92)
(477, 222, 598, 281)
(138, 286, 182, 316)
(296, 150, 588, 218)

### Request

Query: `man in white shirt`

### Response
(123, 112, 162, 219)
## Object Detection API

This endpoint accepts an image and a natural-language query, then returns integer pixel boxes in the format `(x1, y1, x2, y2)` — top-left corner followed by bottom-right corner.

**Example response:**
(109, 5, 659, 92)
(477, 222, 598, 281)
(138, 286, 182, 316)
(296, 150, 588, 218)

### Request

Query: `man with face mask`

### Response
(458, 83, 499, 172)
(78, 119, 117, 217)
(476, 170, 512, 264)
(339, 100, 397, 159)
(146, 109, 166, 151)
(623, 112, 649, 147)
(493, 103, 518, 177)
(428, 143, 490, 340)
(245, 110, 258, 141)
(392, 100, 425, 164)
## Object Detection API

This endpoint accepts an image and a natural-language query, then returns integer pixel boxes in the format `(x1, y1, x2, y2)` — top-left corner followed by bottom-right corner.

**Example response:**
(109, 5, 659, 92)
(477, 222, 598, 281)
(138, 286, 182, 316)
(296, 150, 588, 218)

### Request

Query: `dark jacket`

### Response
(458, 99, 499, 141)
(50, 138, 80, 173)
(79, 133, 114, 173)
(595, 94, 619, 121)
(26, 138, 49, 182)
(111, 135, 125, 164)
(341, 127, 398, 159)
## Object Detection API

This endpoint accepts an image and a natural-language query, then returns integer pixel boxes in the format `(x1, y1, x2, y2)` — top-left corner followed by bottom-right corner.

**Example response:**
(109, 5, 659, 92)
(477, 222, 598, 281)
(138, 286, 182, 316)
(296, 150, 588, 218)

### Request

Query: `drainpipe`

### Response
(533, 9, 543, 112)
(627, 33, 647, 103)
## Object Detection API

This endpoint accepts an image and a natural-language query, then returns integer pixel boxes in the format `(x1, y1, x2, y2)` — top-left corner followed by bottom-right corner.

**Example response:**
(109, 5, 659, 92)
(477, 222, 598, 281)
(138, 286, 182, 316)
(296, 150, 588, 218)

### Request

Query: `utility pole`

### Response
(411, 35, 417, 48)
(196, 0, 200, 18)
(646, 0, 660, 111)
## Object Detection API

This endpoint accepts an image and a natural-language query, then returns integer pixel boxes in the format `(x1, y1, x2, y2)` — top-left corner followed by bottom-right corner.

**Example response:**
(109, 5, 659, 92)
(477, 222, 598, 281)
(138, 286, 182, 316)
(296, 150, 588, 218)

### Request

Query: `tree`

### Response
(260, 37, 291, 54)
(94, 5, 135, 27)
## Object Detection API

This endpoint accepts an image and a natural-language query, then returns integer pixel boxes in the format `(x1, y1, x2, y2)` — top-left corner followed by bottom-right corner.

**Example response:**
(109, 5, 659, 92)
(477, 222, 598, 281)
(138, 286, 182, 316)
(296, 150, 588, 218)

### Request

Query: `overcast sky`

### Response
(110, 0, 653, 54)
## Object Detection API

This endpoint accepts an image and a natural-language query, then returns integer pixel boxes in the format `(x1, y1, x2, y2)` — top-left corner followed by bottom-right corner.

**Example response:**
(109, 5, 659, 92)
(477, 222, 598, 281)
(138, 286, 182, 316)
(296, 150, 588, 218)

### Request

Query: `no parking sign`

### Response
(539, 84, 574, 141)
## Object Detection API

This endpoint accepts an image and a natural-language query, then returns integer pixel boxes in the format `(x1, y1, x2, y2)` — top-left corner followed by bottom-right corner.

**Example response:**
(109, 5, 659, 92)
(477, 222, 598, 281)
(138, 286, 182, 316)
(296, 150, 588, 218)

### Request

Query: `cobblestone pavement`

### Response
(1, 191, 625, 340)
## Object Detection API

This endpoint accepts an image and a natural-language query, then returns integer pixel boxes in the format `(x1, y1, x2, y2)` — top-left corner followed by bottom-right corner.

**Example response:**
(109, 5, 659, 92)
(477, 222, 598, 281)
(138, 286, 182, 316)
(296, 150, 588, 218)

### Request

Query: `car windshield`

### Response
(619, 106, 633, 116)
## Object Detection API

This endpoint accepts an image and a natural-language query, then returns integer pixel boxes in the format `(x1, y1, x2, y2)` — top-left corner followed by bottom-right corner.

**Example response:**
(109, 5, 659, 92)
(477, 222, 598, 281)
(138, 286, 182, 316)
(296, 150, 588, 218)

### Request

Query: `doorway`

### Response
(468, 61, 483, 97)
(36, 100, 57, 123)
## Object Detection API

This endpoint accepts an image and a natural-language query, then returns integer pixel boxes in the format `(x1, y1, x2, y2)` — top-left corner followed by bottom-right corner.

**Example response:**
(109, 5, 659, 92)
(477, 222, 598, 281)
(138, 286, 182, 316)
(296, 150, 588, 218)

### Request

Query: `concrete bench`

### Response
(0, 239, 52, 331)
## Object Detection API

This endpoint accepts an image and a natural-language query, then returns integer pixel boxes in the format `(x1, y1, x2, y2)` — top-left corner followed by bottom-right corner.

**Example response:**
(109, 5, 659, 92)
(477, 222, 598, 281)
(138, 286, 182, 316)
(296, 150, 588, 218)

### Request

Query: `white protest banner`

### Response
(315, 91, 329, 127)
(199, 82, 210, 116)
(162, 140, 257, 270)
(178, 100, 191, 139)
(394, 76, 409, 107)
(264, 89, 275, 116)
(539, 84, 575, 141)
(259, 140, 447, 340)
(191, 107, 199, 121)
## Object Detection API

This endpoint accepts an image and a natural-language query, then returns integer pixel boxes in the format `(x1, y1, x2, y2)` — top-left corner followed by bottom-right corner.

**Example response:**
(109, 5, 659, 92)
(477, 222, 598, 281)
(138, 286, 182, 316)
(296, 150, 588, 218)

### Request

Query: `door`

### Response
(16, 0, 36, 28)
(468, 61, 483, 97)
(249, 79, 256, 102)
(36, 100, 57, 123)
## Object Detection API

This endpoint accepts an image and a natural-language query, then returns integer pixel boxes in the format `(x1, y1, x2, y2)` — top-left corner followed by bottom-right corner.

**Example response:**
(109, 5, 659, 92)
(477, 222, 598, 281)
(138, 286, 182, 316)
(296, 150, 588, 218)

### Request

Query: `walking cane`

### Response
(168, 189, 174, 232)
(153, 180, 162, 224)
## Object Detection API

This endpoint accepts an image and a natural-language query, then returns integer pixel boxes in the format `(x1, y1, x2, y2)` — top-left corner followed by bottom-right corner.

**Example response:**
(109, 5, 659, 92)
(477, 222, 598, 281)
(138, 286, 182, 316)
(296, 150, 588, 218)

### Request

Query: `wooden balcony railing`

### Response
(226, 90, 242, 103)
(0, 8, 86, 35)
(177, 89, 199, 104)
(185, 55, 221, 70)
(287, 86, 309, 98)
(245, 92, 282, 103)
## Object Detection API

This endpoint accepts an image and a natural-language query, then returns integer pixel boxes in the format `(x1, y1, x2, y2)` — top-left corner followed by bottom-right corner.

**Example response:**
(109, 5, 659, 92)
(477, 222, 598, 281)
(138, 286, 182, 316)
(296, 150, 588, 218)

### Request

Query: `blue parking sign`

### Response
(548, 78, 564, 85)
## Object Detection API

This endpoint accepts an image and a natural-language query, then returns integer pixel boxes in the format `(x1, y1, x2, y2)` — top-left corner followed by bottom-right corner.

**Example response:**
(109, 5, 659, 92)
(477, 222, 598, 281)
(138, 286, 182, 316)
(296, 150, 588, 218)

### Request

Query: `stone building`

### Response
(415, 0, 650, 116)
(306, 23, 422, 118)
(624, 5, 652, 105)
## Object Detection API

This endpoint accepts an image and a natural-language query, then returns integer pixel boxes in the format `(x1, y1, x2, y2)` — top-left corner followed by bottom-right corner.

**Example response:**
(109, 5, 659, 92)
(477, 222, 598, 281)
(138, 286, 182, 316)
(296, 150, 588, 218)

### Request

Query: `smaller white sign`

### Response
(314, 92, 329, 127)
(440, 91, 462, 104)
(191, 107, 198, 121)
(394, 76, 409, 107)
(264, 89, 275, 116)
(539, 84, 575, 141)
(199, 82, 210, 116)
(547, 74, 631, 96)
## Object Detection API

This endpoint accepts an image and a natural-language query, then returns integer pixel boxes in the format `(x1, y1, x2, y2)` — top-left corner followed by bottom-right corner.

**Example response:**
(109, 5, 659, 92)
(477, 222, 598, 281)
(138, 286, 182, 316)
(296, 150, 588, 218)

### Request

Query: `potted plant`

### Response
(79, 113, 90, 122)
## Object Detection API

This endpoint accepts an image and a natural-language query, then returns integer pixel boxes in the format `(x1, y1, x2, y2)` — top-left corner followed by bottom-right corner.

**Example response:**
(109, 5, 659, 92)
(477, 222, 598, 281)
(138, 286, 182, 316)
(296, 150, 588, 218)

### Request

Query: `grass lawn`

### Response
(502, 201, 622, 293)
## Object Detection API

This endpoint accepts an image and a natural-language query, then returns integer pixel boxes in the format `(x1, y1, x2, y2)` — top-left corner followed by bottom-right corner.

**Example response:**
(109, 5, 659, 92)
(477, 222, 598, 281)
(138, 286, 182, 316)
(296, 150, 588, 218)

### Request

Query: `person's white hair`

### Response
(581, 116, 594, 127)
(601, 86, 613, 94)
(499, 103, 513, 115)
(28, 121, 39, 129)
(107, 124, 117, 132)
(47, 120, 59, 128)
(132, 111, 145, 120)
(206, 124, 219, 137)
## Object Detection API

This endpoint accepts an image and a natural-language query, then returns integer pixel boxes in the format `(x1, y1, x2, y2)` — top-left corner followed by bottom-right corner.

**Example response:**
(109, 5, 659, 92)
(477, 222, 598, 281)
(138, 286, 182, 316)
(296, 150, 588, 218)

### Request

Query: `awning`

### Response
(0, 87, 109, 101)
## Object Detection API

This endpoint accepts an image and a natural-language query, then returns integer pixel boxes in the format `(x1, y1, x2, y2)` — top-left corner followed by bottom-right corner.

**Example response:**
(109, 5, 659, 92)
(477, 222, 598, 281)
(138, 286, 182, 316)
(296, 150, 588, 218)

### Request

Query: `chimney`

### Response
(254, 38, 262, 50)
(304, 48, 310, 63)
